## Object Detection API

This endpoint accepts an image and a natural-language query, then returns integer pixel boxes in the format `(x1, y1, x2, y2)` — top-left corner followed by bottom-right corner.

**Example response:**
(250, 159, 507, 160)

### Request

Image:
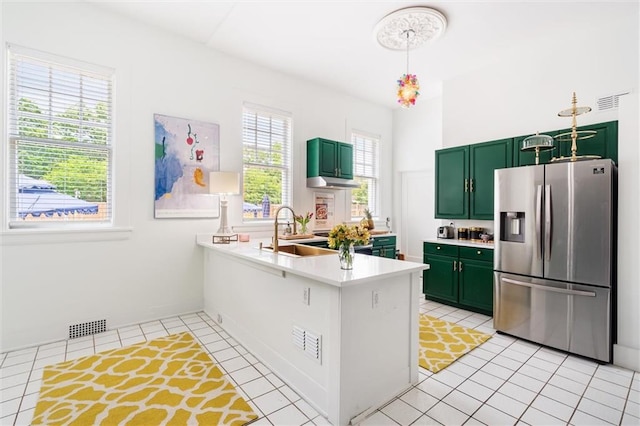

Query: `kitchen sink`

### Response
(262, 244, 335, 257)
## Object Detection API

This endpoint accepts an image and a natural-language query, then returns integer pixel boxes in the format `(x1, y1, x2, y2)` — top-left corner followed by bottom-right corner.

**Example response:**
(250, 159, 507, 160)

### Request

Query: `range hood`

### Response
(307, 176, 360, 189)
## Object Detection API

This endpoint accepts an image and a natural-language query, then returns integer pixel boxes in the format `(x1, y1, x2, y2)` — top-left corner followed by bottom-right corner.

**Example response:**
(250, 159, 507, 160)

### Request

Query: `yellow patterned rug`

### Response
(32, 332, 258, 425)
(418, 314, 492, 373)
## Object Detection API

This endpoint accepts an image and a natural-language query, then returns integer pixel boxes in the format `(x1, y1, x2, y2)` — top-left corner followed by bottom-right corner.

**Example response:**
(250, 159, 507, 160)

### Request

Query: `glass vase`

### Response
(338, 243, 355, 270)
(298, 223, 308, 235)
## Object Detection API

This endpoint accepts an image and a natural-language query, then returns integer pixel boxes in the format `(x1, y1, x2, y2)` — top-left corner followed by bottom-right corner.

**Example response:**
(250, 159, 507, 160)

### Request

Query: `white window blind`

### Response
(7, 45, 113, 228)
(242, 104, 292, 220)
(351, 132, 379, 218)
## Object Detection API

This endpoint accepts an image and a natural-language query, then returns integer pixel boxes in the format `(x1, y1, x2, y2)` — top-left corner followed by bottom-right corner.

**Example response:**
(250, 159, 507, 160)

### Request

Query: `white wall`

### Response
(440, 11, 639, 370)
(0, 2, 392, 351)
(392, 99, 442, 261)
(615, 92, 640, 371)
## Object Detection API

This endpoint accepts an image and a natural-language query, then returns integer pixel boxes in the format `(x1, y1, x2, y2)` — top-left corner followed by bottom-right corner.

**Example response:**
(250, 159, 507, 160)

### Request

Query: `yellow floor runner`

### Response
(32, 332, 258, 426)
(419, 314, 492, 373)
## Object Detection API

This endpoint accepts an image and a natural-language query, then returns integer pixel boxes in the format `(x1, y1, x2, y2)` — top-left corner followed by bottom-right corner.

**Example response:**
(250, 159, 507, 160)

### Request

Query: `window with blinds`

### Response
(242, 104, 292, 220)
(6, 45, 113, 228)
(351, 132, 379, 219)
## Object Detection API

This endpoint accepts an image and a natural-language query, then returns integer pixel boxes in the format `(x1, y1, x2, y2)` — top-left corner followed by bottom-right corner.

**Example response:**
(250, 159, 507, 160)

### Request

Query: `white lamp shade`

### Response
(209, 171, 240, 195)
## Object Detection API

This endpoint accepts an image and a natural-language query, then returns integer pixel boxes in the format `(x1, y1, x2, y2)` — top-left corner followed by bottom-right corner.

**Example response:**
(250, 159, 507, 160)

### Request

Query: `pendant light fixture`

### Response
(398, 29, 420, 108)
(374, 7, 447, 108)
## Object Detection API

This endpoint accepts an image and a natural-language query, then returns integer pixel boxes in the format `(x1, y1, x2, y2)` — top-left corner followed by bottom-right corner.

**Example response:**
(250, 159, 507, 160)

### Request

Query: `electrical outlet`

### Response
(372, 290, 380, 309)
(303, 287, 311, 305)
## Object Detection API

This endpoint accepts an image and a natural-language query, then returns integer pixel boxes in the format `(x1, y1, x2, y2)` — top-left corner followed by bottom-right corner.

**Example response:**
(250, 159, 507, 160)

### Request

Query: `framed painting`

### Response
(154, 114, 220, 218)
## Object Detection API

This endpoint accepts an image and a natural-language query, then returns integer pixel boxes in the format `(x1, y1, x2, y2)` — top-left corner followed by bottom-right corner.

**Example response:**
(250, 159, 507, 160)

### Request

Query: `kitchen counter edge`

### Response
(197, 234, 426, 287)
(424, 238, 495, 249)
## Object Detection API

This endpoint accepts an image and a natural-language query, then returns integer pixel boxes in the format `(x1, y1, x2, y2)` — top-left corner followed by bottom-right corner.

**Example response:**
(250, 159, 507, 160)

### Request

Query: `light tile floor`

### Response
(1, 299, 638, 425)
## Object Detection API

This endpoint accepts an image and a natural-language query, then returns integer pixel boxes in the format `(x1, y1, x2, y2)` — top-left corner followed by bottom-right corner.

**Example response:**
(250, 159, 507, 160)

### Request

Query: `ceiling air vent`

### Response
(596, 90, 630, 112)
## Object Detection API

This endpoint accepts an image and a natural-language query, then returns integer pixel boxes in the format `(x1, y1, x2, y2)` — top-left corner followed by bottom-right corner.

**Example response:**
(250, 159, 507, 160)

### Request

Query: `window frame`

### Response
(351, 131, 380, 220)
(241, 103, 292, 223)
(5, 44, 115, 231)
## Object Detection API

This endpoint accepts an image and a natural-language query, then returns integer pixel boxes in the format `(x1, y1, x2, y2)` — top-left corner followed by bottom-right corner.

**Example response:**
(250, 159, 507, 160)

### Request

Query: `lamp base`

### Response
(216, 199, 233, 235)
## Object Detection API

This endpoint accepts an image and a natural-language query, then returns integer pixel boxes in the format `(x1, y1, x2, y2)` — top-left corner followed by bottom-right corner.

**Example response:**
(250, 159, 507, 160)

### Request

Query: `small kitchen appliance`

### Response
(437, 226, 454, 239)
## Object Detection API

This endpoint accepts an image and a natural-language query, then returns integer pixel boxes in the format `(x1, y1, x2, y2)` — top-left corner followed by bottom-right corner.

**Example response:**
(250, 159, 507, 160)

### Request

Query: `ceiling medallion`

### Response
(374, 7, 447, 51)
(374, 6, 447, 108)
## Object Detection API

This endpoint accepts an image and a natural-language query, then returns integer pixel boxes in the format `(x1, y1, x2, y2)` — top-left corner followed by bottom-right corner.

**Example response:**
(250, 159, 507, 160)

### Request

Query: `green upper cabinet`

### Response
(469, 138, 513, 219)
(435, 138, 513, 220)
(556, 121, 618, 163)
(435, 146, 469, 219)
(307, 138, 354, 180)
(514, 121, 618, 166)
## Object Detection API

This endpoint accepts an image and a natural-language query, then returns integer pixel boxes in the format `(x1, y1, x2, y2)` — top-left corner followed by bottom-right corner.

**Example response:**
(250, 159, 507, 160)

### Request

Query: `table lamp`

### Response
(209, 171, 239, 239)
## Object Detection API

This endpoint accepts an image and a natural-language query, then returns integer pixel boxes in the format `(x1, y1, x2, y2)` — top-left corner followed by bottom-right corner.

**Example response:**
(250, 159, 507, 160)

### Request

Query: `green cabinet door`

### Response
(423, 254, 458, 304)
(318, 139, 338, 177)
(307, 138, 354, 179)
(372, 236, 396, 258)
(338, 142, 354, 179)
(458, 258, 494, 314)
(469, 138, 513, 219)
(435, 146, 469, 219)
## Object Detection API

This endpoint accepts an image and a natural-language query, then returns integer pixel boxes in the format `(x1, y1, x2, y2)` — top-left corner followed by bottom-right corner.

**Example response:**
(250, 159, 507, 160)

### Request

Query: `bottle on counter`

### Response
(285, 222, 292, 236)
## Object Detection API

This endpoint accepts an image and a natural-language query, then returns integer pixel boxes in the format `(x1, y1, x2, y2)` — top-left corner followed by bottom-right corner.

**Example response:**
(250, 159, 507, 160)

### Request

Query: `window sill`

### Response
(0, 226, 133, 246)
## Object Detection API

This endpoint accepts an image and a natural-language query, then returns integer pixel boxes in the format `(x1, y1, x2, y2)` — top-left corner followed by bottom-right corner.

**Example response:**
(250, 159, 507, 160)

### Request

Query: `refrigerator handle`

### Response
(536, 185, 543, 259)
(501, 277, 596, 297)
(545, 184, 551, 261)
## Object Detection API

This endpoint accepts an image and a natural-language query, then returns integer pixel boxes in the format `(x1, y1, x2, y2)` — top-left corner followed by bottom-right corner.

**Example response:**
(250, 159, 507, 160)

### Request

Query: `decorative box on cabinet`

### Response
(435, 138, 513, 220)
(423, 242, 494, 315)
(307, 138, 354, 180)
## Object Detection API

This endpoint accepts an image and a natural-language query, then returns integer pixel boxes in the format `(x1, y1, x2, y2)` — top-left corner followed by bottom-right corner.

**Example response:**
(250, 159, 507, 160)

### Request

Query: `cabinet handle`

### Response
(338, 168, 341, 176)
(477, 250, 481, 255)
(464, 178, 468, 192)
(437, 246, 441, 250)
(334, 168, 338, 176)
(453, 260, 457, 271)
(459, 261, 463, 272)
(470, 178, 474, 192)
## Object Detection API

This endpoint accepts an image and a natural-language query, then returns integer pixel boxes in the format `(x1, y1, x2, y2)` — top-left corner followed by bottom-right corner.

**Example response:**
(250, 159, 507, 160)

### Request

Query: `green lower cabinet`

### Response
(422, 253, 458, 304)
(423, 243, 494, 315)
(372, 235, 396, 259)
(301, 240, 330, 249)
(458, 258, 494, 313)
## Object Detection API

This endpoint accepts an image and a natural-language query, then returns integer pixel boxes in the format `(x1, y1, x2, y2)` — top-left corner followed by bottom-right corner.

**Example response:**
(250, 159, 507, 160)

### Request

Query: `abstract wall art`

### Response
(154, 114, 220, 218)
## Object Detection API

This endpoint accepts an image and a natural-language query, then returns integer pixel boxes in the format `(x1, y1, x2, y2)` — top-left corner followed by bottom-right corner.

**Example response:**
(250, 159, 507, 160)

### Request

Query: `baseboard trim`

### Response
(613, 343, 640, 372)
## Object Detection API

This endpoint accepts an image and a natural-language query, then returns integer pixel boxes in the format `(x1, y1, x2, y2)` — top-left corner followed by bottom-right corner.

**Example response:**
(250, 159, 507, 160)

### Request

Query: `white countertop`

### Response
(197, 234, 426, 287)
(424, 238, 495, 249)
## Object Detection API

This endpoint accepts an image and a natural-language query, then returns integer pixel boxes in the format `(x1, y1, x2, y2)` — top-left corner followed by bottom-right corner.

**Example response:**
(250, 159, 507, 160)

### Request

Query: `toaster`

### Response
(438, 226, 454, 239)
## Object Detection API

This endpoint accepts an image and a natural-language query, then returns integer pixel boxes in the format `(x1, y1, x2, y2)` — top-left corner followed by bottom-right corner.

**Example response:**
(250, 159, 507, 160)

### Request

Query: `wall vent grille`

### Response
(69, 319, 106, 339)
(292, 325, 321, 364)
(597, 91, 630, 112)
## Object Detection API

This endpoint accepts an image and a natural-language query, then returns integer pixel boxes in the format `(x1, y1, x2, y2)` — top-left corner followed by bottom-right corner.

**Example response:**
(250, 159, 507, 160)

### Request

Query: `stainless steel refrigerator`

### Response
(494, 159, 617, 362)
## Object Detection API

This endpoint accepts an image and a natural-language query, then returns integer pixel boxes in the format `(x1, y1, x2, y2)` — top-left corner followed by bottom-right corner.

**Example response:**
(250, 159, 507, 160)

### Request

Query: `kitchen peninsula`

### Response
(197, 235, 428, 426)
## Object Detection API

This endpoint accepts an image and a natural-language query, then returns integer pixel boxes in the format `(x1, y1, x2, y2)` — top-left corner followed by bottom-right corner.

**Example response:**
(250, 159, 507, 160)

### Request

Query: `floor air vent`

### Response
(69, 319, 106, 339)
(292, 325, 322, 364)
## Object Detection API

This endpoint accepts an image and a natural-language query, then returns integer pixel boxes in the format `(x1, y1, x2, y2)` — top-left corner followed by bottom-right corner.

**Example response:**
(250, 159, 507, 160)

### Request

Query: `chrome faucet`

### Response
(273, 205, 297, 253)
